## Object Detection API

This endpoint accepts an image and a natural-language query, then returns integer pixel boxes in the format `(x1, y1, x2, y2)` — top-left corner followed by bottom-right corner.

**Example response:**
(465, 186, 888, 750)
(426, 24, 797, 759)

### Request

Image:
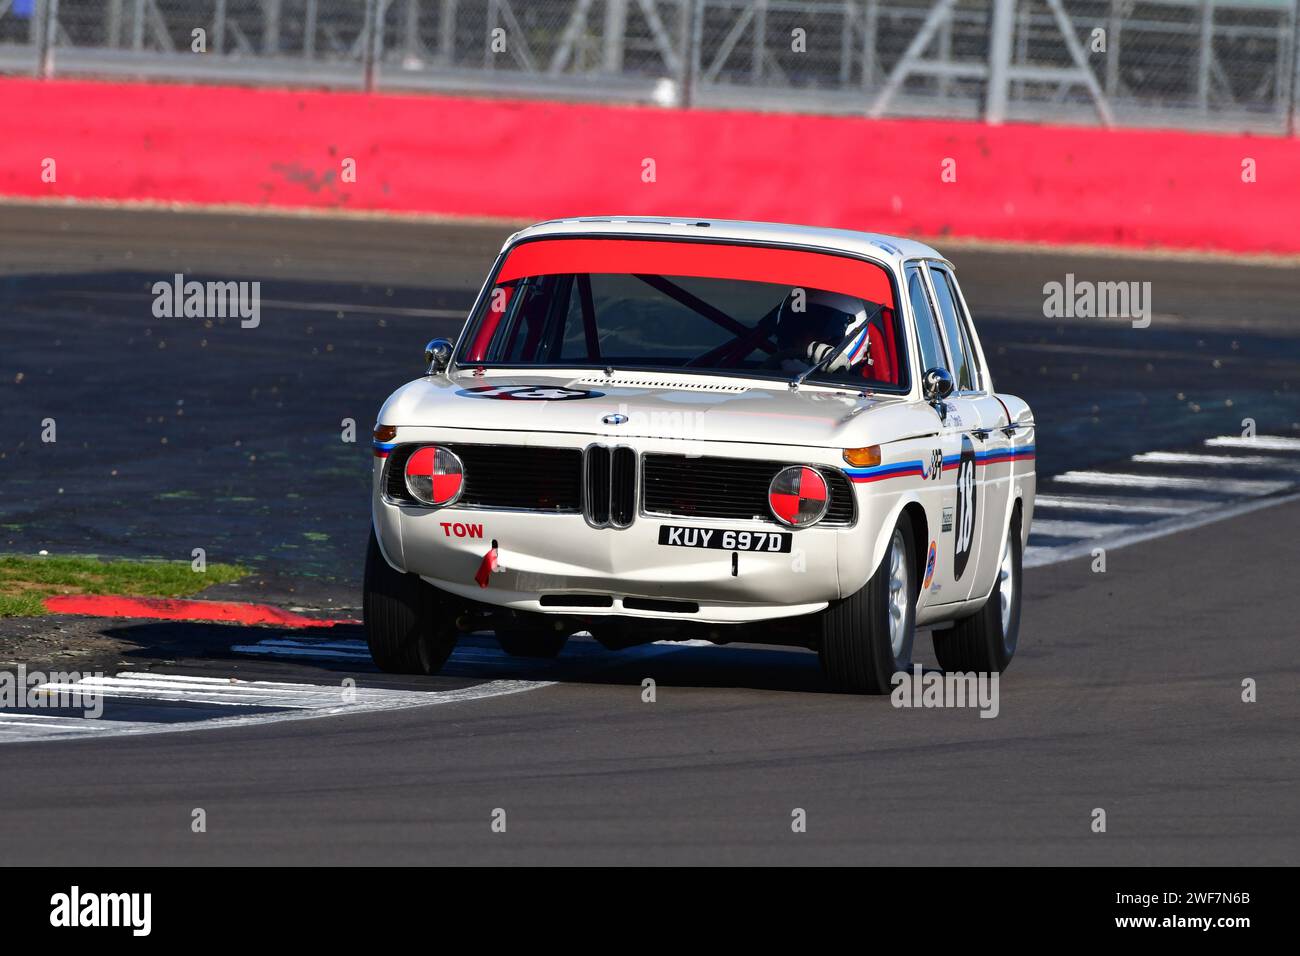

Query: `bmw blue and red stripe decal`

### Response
(372, 440, 397, 459)
(845, 460, 929, 483)
(845, 445, 1035, 483)
(968, 447, 1038, 467)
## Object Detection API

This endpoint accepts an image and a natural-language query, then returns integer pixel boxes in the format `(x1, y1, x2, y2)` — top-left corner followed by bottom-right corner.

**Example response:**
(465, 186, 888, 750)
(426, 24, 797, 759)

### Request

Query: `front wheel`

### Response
(932, 515, 1022, 674)
(363, 529, 458, 675)
(818, 512, 917, 694)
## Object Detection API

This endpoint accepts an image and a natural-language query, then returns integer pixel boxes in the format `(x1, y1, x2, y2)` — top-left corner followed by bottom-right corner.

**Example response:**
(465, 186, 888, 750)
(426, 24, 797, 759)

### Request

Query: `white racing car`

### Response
(366, 218, 1036, 693)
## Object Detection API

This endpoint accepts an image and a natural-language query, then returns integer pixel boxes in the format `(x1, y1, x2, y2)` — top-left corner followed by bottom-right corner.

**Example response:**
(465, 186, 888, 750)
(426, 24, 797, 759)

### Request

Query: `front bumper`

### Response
(372, 429, 873, 625)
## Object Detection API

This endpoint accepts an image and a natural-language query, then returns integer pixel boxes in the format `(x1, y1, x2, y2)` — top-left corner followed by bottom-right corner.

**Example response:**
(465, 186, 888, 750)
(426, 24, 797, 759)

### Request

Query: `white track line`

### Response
(1033, 494, 1201, 516)
(0, 638, 699, 744)
(1131, 451, 1300, 469)
(1033, 437, 1299, 556)
(1052, 471, 1290, 496)
(1025, 491, 1300, 568)
(1029, 520, 1136, 540)
(1205, 435, 1300, 451)
(0, 673, 553, 743)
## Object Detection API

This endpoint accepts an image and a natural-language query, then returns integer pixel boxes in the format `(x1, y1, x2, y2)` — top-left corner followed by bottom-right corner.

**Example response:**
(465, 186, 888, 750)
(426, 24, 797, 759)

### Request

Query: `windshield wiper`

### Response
(788, 345, 839, 390)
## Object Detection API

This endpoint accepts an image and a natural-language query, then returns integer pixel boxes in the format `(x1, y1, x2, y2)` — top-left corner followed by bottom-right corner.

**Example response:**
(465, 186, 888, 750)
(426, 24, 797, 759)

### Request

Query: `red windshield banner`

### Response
(495, 238, 895, 309)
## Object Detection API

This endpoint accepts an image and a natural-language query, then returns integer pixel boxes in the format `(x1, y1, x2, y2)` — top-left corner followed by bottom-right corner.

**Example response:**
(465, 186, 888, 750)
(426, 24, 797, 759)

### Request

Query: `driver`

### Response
(767, 288, 877, 375)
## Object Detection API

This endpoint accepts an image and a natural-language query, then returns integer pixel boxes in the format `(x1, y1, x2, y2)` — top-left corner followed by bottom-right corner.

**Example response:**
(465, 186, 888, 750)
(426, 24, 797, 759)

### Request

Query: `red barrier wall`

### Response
(1, 77, 1296, 254)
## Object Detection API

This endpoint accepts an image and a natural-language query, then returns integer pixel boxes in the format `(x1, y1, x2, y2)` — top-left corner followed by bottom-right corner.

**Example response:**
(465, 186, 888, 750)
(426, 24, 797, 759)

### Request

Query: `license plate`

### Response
(657, 525, 791, 553)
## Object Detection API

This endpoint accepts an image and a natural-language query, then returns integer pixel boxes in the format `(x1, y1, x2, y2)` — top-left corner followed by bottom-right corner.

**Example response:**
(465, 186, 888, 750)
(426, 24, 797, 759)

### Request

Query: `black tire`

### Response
(819, 511, 917, 694)
(933, 514, 1022, 675)
(363, 528, 458, 675)
(495, 629, 568, 659)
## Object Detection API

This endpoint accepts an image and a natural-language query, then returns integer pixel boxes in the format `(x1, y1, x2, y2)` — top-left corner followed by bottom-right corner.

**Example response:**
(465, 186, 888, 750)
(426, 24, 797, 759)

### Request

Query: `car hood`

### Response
(379, 372, 937, 449)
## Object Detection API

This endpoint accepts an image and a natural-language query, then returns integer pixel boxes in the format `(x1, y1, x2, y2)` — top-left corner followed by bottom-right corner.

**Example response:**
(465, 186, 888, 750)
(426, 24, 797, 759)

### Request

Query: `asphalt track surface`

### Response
(0, 203, 1297, 864)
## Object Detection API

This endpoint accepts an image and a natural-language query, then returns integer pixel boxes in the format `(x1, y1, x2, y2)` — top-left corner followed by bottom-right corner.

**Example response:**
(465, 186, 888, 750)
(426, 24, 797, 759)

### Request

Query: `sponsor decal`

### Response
(493, 237, 897, 311)
(953, 435, 977, 580)
(923, 541, 937, 589)
(923, 448, 943, 480)
(456, 386, 604, 401)
(941, 504, 954, 533)
(440, 521, 484, 539)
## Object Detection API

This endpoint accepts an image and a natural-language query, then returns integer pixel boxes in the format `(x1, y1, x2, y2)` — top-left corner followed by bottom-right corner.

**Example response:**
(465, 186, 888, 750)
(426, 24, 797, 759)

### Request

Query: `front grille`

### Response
(585, 446, 611, 525)
(385, 444, 581, 512)
(611, 447, 636, 526)
(583, 445, 637, 528)
(642, 454, 855, 526)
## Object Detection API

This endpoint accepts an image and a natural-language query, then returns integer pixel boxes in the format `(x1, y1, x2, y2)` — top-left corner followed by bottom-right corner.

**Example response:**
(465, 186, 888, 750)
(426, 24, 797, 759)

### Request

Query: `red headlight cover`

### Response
(768, 466, 829, 527)
(404, 446, 465, 507)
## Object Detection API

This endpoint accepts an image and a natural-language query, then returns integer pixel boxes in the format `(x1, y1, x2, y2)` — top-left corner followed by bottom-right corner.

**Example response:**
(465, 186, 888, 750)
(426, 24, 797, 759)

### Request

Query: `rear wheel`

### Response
(933, 514, 1022, 674)
(363, 529, 458, 675)
(818, 512, 917, 694)
(496, 629, 568, 659)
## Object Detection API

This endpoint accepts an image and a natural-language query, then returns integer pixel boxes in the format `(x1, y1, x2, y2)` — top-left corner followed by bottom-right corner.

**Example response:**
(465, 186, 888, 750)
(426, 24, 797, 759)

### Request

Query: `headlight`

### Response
(768, 465, 829, 528)
(404, 445, 465, 507)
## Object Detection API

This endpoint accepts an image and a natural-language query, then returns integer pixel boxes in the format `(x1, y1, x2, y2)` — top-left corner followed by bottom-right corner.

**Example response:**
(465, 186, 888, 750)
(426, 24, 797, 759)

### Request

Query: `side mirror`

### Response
(923, 366, 954, 403)
(424, 338, 453, 374)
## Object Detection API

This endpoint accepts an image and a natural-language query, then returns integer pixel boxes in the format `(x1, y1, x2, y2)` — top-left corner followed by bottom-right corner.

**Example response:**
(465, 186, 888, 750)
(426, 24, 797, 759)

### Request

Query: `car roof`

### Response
(505, 217, 951, 270)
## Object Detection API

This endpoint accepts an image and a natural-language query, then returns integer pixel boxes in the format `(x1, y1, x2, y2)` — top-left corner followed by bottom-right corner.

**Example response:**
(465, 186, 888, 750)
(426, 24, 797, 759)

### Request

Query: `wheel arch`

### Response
(974, 493, 1025, 606)
(370, 505, 407, 574)
(901, 500, 929, 594)
(858, 493, 930, 597)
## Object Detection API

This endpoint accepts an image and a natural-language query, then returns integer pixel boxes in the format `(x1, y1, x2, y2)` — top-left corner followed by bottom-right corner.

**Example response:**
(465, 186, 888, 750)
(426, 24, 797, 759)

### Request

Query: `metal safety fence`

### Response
(2, 0, 1297, 133)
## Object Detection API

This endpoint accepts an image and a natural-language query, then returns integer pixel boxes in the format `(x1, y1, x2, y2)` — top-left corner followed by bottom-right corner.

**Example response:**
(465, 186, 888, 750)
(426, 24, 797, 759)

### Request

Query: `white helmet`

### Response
(775, 289, 874, 372)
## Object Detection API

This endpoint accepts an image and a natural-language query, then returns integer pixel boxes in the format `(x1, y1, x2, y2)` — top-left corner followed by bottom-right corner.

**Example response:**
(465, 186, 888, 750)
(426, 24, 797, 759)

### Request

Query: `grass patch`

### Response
(0, 554, 250, 618)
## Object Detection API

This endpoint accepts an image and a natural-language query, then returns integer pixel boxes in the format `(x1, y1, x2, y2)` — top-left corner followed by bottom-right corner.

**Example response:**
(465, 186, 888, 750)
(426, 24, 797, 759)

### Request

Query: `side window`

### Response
(927, 265, 977, 391)
(906, 266, 948, 374)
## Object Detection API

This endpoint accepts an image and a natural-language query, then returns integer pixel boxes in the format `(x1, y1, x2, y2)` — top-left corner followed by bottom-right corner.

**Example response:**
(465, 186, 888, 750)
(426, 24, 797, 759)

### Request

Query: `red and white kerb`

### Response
(767, 466, 829, 527)
(404, 446, 465, 507)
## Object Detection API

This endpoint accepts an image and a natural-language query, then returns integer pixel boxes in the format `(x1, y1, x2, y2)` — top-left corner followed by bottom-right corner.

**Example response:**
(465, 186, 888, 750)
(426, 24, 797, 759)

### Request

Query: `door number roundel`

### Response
(953, 435, 977, 581)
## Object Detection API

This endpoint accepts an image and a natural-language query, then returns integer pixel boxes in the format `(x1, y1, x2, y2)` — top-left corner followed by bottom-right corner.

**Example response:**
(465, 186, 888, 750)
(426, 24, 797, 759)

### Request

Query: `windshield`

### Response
(457, 238, 908, 391)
